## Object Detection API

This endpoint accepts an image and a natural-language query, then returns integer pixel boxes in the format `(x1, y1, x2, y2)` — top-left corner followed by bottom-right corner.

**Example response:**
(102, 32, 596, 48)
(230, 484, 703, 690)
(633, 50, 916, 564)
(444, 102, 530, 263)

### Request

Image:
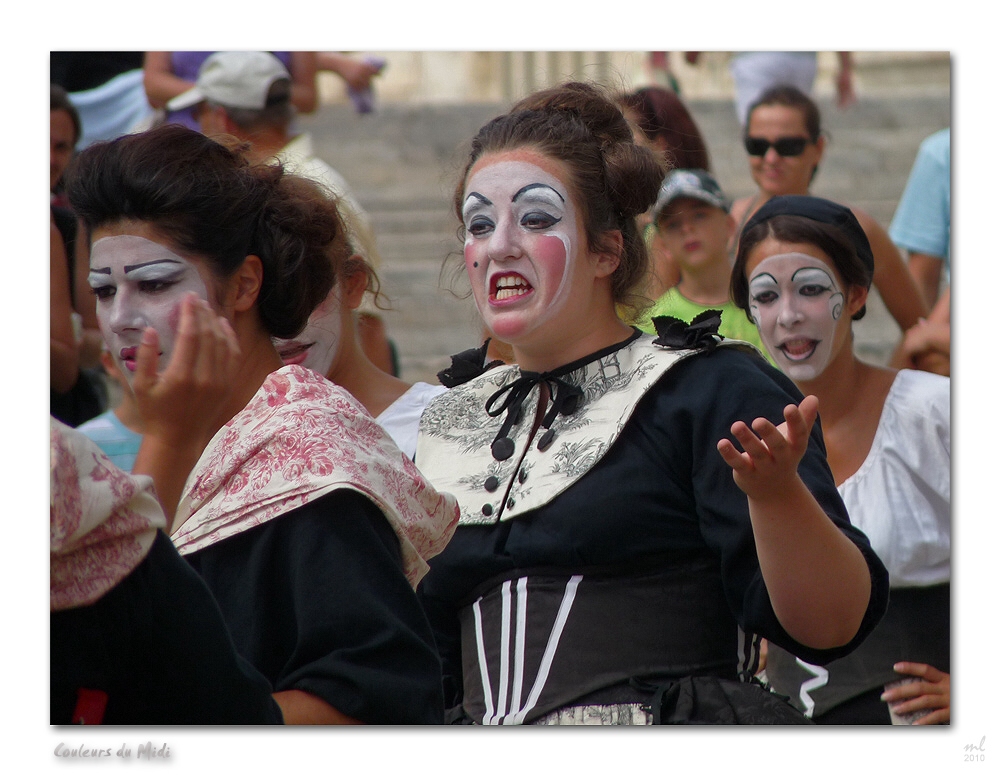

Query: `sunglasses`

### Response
(744, 136, 812, 157)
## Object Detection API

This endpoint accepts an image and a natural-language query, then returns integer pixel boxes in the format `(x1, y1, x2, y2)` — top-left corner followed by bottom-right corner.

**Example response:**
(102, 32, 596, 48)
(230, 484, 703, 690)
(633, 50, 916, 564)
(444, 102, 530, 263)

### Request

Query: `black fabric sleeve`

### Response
(185, 490, 445, 724)
(51, 531, 283, 724)
(653, 347, 890, 665)
(415, 579, 465, 716)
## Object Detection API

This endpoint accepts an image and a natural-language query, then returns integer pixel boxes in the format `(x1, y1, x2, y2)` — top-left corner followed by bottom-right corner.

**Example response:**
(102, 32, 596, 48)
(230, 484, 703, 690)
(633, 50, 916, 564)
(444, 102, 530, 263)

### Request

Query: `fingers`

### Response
(132, 326, 160, 395)
(717, 438, 751, 473)
(719, 396, 820, 475)
(893, 662, 947, 682)
(881, 664, 950, 725)
(913, 707, 950, 725)
(162, 293, 201, 382)
(161, 294, 240, 387)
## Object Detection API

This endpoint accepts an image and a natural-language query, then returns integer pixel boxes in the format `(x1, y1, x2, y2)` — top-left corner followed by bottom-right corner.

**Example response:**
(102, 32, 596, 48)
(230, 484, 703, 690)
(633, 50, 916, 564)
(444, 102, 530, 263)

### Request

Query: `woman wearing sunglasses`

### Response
(729, 85, 927, 335)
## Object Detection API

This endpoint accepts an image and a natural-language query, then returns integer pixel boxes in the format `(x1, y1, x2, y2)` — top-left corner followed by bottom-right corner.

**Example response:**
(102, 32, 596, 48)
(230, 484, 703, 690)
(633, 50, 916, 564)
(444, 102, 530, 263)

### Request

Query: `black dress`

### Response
(51, 531, 282, 725)
(416, 333, 889, 724)
(184, 489, 446, 724)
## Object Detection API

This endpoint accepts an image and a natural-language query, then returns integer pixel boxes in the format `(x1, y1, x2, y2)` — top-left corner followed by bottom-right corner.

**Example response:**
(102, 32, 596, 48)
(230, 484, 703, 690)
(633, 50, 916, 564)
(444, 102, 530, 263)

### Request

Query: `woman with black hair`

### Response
(66, 125, 458, 724)
(731, 195, 950, 724)
(415, 82, 889, 725)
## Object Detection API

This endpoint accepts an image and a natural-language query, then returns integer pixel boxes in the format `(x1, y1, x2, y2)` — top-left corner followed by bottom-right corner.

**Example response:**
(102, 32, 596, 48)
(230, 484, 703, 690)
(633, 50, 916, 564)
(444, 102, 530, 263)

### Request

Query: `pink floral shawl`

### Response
(171, 366, 458, 587)
(50, 419, 166, 611)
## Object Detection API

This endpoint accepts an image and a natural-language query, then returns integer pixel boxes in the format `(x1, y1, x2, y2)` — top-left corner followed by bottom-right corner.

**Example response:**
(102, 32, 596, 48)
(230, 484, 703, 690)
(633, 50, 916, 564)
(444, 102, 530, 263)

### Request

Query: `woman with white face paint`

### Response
(732, 195, 951, 725)
(415, 83, 889, 725)
(729, 85, 928, 335)
(66, 124, 458, 725)
(273, 214, 445, 460)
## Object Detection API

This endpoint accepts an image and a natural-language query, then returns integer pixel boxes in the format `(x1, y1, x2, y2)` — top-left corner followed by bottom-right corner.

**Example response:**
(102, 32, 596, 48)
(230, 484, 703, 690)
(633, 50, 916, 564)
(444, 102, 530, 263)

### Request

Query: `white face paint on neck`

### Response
(273, 283, 344, 377)
(747, 251, 844, 381)
(88, 234, 211, 385)
(462, 157, 580, 347)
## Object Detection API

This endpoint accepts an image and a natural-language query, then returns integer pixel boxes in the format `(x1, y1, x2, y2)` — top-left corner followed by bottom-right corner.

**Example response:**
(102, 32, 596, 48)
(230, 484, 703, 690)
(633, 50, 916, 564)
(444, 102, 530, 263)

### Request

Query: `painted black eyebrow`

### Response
(89, 267, 111, 275)
(123, 258, 184, 274)
(513, 183, 564, 203)
(748, 271, 777, 285)
(790, 266, 835, 283)
(463, 192, 492, 208)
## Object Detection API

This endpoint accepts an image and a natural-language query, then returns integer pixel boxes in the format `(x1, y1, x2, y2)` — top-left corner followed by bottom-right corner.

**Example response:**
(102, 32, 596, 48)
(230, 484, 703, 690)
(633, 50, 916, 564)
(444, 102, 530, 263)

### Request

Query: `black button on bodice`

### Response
(518, 469, 528, 484)
(482, 503, 493, 516)
(492, 437, 515, 460)
(507, 498, 515, 509)
(484, 475, 500, 492)
(537, 429, 555, 451)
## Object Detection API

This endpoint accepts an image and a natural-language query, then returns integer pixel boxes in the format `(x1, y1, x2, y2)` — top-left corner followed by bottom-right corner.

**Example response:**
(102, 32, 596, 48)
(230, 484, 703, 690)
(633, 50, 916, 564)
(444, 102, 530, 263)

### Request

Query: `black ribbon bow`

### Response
(484, 371, 584, 461)
(437, 339, 505, 388)
(651, 310, 724, 352)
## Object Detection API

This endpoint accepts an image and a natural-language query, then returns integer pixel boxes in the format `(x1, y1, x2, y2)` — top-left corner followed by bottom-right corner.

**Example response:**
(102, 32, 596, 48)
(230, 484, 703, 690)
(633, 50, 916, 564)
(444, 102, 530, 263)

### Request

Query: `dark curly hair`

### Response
(453, 81, 665, 320)
(66, 124, 350, 338)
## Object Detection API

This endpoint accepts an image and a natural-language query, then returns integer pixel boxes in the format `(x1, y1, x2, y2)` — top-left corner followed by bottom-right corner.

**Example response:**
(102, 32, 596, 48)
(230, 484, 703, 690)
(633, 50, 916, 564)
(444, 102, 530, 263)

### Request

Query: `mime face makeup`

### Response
(462, 149, 582, 346)
(745, 244, 845, 381)
(88, 229, 214, 384)
(273, 283, 344, 377)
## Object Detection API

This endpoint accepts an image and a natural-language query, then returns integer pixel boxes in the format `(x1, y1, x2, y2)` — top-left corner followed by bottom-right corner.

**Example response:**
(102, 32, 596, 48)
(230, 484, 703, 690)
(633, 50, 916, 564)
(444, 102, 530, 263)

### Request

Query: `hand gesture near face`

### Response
(717, 395, 819, 502)
(132, 292, 241, 445)
(131, 293, 241, 526)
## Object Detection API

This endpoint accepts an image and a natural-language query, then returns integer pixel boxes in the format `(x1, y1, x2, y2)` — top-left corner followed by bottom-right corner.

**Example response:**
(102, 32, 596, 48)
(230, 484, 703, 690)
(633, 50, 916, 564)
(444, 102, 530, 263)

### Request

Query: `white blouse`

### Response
(838, 369, 951, 587)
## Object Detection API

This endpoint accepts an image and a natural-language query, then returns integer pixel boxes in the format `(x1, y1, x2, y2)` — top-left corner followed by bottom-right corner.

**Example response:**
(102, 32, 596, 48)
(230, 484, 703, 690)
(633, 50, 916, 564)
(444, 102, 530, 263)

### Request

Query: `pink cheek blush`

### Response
(536, 234, 568, 264)
(166, 301, 184, 334)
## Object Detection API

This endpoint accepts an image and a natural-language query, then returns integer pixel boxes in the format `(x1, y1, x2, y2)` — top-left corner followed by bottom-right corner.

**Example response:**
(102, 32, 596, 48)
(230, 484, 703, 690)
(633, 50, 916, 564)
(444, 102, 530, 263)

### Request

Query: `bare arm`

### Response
(287, 52, 319, 114)
(272, 690, 362, 725)
(906, 252, 945, 307)
(717, 395, 872, 649)
(315, 52, 381, 91)
(889, 287, 950, 376)
(835, 52, 856, 109)
(50, 221, 79, 393)
(854, 207, 929, 332)
(142, 51, 195, 109)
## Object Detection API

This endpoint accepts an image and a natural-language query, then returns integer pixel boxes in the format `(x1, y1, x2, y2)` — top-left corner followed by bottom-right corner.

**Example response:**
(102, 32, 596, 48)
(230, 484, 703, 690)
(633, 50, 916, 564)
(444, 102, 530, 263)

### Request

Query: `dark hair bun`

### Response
(513, 81, 664, 219)
(603, 141, 663, 219)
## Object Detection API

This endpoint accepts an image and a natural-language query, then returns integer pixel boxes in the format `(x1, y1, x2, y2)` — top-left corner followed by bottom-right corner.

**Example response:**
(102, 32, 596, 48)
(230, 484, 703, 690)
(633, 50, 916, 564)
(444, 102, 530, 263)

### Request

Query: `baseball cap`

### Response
(167, 51, 291, 112)
(742, 195, 875, 284)
(653, 169, 730, 221)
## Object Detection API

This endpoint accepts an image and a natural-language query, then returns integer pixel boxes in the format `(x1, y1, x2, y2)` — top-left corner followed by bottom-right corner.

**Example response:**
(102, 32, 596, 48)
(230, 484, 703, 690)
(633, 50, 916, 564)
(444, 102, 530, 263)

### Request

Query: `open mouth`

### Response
(277, 341, 313, 365)
(779, 338, 819, 362)
(490, 273, 533, 303)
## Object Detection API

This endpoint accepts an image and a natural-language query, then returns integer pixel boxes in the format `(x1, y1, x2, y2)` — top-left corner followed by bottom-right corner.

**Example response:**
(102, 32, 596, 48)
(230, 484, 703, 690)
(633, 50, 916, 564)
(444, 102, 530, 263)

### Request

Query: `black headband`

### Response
(742, 195, 875, 283)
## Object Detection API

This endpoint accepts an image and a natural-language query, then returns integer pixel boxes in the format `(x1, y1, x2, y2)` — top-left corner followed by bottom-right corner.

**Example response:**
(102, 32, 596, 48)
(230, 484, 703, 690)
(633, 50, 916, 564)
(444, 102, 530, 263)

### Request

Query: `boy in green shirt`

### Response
(637, 169, 771, 361)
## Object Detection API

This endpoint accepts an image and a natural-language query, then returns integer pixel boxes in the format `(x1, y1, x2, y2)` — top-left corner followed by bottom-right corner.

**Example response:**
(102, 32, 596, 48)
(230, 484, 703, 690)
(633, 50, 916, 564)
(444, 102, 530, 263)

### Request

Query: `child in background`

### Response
(76, 349, 143, 471)
(637, 169, 770, 359)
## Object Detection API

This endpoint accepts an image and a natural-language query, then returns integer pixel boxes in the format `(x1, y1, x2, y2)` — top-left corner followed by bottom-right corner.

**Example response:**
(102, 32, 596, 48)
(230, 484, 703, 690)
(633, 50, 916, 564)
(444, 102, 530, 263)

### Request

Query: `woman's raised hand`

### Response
(717, 395, 819, 502)
(133, 292, 241, 450)
(131, 293, 241, 525)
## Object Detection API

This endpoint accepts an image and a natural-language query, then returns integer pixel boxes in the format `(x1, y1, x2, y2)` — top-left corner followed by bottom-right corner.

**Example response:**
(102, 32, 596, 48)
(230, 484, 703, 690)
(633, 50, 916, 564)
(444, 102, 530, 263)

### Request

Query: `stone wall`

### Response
(317, 51, 950, 107)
